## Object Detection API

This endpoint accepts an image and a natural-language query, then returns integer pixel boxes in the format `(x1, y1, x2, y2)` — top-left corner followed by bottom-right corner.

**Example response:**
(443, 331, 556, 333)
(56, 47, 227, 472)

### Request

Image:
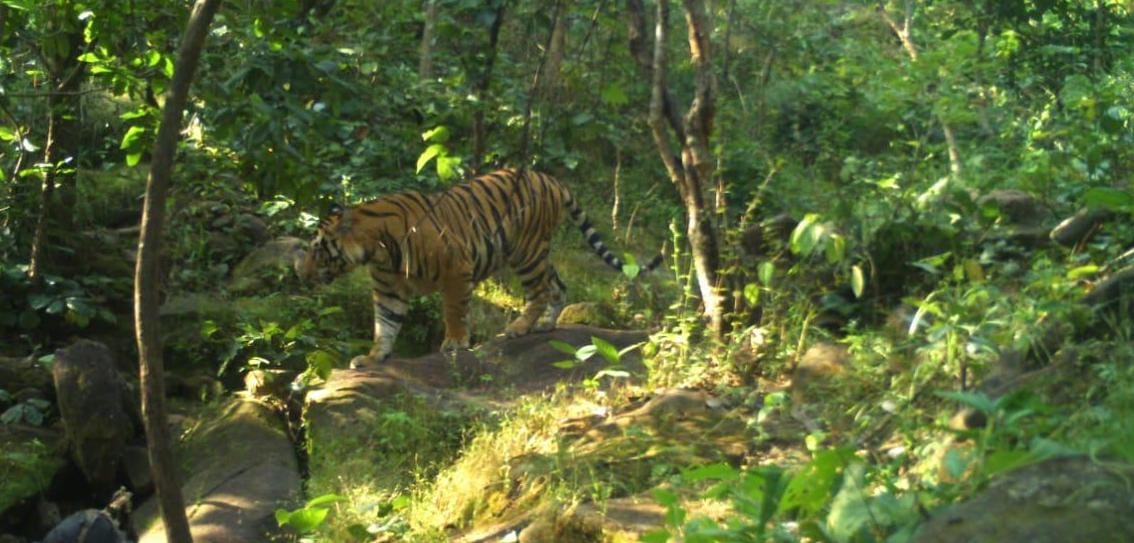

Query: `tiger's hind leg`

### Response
(440, 275, 474, 353)
(505, 248, 558, 338)
(532, 269, 566, 333)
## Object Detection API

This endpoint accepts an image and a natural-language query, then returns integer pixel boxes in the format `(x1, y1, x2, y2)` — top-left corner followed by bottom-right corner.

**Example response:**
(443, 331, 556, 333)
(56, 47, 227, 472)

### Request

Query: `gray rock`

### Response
(912, 457, 1134, 543)
(52, 340, 133, 486)
(133, 398, 302, 543)
(229, 236, 308, 294)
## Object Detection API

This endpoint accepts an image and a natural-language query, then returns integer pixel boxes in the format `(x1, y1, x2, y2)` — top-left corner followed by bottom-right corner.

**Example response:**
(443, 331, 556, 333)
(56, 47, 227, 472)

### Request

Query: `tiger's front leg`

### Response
(439, 277, 474, 354)
(351, 285, 409, 368)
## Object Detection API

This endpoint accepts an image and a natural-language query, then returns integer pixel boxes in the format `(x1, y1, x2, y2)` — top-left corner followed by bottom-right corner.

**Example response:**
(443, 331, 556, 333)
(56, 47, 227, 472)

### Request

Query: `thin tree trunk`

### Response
(28, 16, 84, 281)
(541, 11, 567, 91)
(135, 2, 221, 542)
(643, 0, 727, 337)
(419, 0, 438, 80)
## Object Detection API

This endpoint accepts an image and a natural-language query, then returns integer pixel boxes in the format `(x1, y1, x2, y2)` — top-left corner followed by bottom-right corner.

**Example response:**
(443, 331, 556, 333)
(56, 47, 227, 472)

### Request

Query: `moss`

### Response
(0, 438, 62, 512)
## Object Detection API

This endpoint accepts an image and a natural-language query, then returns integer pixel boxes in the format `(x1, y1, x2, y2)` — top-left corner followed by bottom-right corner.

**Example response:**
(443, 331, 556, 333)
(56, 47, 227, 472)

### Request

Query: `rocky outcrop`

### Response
(52, 340, 135, 487)
(133, 398, 302, 543)
(912, 457, 1134, 543)
(229, 236, 307, 294)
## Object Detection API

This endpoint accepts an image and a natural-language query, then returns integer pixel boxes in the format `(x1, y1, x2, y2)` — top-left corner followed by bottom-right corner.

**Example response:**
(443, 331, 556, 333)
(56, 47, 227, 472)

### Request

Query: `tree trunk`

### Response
(541, 11, 567, 92)
(134, 2, 221, 542)
(640, 0, 728, 337)
(418, 0, 439, 80)
(27, 7, 84, 281)
(470, 4, 505, 173)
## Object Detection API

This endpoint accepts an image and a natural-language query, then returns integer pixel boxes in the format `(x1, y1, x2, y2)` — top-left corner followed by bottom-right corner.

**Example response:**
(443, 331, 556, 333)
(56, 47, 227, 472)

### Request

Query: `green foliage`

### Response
(549, 336, 640, 389)
(0, 438, 60, 513)
(276, 494, 347, 542)
(0, 263, 117, 337)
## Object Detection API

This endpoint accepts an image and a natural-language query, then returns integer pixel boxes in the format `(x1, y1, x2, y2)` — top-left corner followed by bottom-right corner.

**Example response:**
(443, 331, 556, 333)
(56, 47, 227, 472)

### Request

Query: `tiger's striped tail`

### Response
(564, 193, 663, 275)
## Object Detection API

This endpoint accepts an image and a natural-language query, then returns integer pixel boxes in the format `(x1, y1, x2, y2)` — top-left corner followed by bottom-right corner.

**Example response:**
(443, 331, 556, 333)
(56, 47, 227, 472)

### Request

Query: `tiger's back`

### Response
(301, 168, 659, 364)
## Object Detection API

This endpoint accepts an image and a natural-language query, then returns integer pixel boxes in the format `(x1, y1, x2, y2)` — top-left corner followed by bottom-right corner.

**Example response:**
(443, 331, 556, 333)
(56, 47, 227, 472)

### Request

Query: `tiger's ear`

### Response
(327, 203, 344, 218)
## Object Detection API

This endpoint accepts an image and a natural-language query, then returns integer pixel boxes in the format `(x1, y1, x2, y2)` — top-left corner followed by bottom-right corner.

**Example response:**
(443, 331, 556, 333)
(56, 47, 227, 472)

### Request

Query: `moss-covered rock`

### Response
(133, 398, 302, 543)
(912, 457, 1134, 543)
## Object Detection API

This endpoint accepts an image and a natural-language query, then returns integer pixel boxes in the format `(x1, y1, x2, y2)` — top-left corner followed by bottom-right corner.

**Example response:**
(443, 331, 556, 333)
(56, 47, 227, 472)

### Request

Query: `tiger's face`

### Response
(299, 231, 350, 285)
(299, 204, 352, 285)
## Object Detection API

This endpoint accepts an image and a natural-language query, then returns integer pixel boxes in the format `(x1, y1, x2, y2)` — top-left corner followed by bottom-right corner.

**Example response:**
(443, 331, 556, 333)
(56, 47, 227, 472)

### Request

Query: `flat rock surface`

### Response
(133, 398, 301, 543)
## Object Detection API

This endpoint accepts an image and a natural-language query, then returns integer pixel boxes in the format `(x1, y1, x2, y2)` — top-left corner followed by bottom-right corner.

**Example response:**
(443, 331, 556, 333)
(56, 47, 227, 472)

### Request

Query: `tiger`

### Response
(298, 168, 662, 365)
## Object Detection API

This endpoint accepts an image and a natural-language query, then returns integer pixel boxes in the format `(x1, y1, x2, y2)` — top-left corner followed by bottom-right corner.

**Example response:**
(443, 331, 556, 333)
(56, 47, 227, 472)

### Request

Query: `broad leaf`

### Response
(415, 143, 444, 174)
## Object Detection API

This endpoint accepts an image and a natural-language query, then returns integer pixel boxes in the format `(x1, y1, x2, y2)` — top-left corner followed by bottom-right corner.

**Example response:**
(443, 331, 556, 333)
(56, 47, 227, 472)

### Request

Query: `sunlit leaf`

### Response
(421, 125, 450, 143)
(416, 143, 444, 174)
(591, 336, 619, 364)
(850, 265, 865, 298)
(549, 340, 578, 356)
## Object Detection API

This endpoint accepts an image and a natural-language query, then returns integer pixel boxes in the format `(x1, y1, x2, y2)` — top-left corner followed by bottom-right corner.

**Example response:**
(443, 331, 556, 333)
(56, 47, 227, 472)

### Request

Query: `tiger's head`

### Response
(298, 203, 355, 285)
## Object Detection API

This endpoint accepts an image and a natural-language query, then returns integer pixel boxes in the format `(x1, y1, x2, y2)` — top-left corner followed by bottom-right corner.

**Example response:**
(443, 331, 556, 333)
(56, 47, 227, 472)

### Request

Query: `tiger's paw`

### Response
(440, 336, 470, 353)
(349, 354, 382, 369)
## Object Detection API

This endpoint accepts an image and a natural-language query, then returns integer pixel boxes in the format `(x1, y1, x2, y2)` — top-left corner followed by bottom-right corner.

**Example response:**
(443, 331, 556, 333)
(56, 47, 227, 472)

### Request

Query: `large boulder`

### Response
(912, 457, 1134, 543)
(52, 341, 134, 487)
(133, 398, 302, 543)
(977, 189, 1051, 247)
(229, 236, 307, 294)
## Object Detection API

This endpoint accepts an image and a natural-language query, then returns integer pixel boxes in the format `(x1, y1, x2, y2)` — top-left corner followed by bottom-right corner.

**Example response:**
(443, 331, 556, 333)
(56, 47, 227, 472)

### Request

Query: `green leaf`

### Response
(120, 125, 147, 150)
(28, 294, 53, 310)
(790, 214, 821, 256)
(825, 462, 871, 541)
(1067, 265, 1100, 280)
(416, 143, 445, 174)
(600, 83, 629, 106)
(0, 125, 16, 142)
(825, 233, 846, 264)
(591, 336, 619, 364)
(306, 494, 347, 508)
(282, 507, 329, 533)
(652, 488, 679, 507)
(850, 265, 865, 298)
(621, 253, 640, 279)
(758, 261, 775, 287)
(984, 449, 1035, 476)
(640, 530, 671, 543)
(549, 340, 578, 356)
(437, 155, 462, 181)
(780, 449, 848, 517)
(743, 283, 760, 305)
(682, 462, 738, 482)
(421, 125, 450, 143)
(46, 299, 66, 315)
(1083, 187, 1134, 211)
(126, 151, 143, 167)
(551, 359, 578, 370)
